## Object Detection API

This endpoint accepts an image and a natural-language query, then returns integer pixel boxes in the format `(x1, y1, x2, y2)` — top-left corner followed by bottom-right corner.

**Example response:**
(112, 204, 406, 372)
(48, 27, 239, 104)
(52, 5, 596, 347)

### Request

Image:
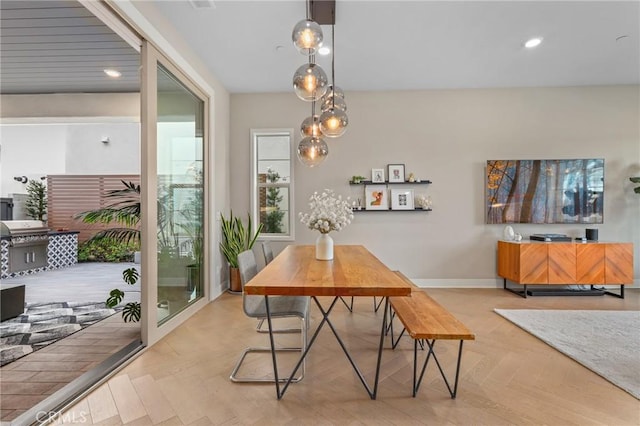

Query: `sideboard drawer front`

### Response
(548, 244, 576, 284)
(576, 244, 605, 284)
(605, 243, 634, 284)
(519, 244, 547, 284)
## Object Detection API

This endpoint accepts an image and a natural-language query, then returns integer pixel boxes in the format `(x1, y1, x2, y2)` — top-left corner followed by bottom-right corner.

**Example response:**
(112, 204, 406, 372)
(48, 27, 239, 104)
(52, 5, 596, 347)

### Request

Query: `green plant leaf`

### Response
(122, 267, 140, 285)
(630, 177, 640, 184)
(122, 302, 141, 322)
(106, 289, 125, 308)
(219, 211, 263, 268)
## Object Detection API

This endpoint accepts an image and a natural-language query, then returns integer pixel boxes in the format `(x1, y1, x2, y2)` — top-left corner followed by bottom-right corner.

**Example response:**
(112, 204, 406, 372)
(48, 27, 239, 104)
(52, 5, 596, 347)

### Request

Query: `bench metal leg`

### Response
(414, 339, 465, 399)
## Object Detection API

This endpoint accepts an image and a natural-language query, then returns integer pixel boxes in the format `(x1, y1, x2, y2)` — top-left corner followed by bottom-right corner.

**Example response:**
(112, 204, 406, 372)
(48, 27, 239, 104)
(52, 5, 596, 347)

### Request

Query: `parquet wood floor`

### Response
(57, 289, 639, 425)
(0, 314, 140, 422)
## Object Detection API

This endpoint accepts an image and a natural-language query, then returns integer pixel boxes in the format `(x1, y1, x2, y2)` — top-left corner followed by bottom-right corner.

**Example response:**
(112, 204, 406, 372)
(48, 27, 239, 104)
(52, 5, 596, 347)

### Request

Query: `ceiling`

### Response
(0, 1, 638, 95)
(0, 0, 139, 94)
(152, 0, 640, 93)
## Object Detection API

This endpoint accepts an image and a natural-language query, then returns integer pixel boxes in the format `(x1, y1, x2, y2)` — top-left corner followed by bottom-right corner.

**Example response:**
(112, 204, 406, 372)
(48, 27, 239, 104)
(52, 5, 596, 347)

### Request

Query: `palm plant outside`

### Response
(25, 179, 47, 221)
(75, 180, 144, 322)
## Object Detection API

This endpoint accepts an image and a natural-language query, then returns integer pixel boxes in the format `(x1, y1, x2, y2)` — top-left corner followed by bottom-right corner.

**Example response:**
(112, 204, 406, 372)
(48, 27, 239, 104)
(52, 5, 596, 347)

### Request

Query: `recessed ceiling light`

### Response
(104, 69, 122, 78)
(318, 46, 331, 56)
(524, 37, 543, 49)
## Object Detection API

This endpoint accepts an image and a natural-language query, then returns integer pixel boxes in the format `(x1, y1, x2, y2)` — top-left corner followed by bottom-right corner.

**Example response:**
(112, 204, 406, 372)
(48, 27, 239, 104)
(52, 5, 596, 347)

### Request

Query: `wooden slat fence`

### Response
(47, 175, 140, 243)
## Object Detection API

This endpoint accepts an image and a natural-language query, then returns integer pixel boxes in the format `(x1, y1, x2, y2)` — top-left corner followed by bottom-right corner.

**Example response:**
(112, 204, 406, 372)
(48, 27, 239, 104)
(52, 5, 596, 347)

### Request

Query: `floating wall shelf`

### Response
(351, 208, 432, 213)
(349, 180, 432, 185)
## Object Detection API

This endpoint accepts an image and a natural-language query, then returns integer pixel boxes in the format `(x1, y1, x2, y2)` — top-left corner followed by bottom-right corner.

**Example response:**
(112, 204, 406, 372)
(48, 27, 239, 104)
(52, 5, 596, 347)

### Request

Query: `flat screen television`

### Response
(486, 159, 604, 224)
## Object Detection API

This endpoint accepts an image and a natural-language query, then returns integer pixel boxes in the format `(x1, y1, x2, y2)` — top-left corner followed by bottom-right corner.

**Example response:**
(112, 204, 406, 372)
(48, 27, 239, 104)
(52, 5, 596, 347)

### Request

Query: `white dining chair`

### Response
(230, 250, 309, 383)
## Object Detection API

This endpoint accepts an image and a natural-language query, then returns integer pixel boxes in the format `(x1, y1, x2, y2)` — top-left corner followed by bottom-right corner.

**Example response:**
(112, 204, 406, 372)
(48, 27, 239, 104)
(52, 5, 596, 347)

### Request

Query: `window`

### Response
(251, 129, 294, 240)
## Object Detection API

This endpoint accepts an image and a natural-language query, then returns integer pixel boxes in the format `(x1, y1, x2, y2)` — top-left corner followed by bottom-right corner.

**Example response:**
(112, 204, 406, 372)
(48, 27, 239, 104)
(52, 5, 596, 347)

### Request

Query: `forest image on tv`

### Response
(486, 159, 604, 224)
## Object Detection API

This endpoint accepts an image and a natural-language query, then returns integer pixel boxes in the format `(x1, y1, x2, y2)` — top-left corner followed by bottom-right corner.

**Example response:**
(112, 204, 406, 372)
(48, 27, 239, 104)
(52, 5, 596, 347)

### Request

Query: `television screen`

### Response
(486, 159, 604, 224)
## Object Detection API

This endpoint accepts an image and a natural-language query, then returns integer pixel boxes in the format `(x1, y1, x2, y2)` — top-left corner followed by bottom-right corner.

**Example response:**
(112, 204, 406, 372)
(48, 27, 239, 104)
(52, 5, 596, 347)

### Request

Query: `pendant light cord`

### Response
(331, 9, 336, 109)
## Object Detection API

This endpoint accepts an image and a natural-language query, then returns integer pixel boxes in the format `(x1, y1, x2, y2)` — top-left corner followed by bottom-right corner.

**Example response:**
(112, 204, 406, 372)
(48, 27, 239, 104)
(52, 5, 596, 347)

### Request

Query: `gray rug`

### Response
(0, 301, 116, 366)
(494, 309, 640, 399)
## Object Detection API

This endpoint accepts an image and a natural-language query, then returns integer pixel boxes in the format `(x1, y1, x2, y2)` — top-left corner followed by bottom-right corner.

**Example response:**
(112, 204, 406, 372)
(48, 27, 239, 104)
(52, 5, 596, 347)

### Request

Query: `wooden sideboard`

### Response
(497, 241, 633, 298)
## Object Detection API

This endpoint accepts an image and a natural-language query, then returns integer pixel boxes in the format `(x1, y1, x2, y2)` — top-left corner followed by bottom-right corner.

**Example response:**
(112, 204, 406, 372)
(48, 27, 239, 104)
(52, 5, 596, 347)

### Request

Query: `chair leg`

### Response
(231, 316, 307, 383)
(256, 317, 303, 334)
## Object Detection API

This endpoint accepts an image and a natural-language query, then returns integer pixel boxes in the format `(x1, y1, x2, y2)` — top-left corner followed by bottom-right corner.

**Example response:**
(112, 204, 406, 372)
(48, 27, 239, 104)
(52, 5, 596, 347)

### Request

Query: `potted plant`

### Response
(220, 211, 263, 292)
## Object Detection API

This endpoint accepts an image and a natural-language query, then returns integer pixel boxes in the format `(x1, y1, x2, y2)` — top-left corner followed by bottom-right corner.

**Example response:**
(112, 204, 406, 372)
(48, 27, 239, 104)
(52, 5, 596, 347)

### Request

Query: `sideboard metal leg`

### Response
(503, 278, 527, 298)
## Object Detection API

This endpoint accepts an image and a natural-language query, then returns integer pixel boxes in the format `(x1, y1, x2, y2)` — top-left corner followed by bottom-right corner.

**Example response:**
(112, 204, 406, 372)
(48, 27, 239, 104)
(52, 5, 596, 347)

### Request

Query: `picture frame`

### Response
(391, 189, 415, 210)
(365, 185, 388, 210)
(388, 164, 405, 183)
(371, 168, 385, 183)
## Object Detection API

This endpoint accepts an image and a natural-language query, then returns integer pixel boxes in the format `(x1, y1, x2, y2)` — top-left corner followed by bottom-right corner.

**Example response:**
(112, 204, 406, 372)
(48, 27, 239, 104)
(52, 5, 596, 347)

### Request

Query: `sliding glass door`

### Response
(141, 41, 209, 344)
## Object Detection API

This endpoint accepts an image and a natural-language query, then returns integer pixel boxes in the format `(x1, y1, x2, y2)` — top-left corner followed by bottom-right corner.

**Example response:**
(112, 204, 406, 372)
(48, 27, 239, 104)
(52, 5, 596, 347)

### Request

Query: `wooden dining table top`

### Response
(244, 245, 413, 297)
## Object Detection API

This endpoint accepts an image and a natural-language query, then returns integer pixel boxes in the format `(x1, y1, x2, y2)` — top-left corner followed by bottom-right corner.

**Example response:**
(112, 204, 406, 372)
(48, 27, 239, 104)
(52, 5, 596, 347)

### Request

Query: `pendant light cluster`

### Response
(292, 1, 348, 167)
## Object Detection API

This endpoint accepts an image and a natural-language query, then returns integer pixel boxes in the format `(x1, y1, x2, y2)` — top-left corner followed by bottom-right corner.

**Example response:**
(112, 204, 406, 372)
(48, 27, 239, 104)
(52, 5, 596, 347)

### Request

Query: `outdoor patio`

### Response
(0, 262, 141, 422)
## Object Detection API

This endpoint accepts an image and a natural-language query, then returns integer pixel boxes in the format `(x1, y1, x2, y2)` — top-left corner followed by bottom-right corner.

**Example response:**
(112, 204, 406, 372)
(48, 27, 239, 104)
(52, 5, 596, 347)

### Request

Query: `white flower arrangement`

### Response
(299, 189, 354, 234)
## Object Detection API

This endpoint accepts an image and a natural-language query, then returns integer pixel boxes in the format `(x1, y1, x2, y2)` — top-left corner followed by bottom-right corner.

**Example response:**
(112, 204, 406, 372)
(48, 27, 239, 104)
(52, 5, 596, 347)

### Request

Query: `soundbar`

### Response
(529, 234, 572, 242)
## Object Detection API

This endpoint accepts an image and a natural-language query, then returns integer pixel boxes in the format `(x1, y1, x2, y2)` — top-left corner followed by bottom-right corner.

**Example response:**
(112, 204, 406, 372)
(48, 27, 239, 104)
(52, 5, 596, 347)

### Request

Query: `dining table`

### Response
(243, 244, 412, 400)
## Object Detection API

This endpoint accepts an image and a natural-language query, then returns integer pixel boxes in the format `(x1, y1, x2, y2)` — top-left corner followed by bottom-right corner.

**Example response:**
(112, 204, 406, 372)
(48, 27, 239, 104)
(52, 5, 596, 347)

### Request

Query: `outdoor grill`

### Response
(0, 220, 49, 273)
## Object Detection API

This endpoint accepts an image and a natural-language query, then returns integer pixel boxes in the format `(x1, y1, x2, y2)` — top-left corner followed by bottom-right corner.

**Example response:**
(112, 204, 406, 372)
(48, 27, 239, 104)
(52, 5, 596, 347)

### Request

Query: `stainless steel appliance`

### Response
(0, 220, 49, 273)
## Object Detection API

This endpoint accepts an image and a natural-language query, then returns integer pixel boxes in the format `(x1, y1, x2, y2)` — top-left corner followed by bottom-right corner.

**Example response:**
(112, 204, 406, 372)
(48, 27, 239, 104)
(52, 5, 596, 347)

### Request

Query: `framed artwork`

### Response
(365, 185, 388, 210)
(388, 164, 405, 183)
(486, 159, 604, 224)
(371, 168, 385, 183)
(391, 189, 415, 210)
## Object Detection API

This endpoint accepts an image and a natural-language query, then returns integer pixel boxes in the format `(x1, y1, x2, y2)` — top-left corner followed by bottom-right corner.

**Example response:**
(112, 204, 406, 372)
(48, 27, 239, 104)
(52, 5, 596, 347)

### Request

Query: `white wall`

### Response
(0, 122, 140, 198)
(230, 86, 640, 286)
(66, 123, 140, 174)
(0, 125, 67, 198)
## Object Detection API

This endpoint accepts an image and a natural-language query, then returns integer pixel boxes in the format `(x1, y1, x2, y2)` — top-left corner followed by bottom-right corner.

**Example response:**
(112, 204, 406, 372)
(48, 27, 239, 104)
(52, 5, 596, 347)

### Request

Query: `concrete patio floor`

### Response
(1, 262, 141, 305)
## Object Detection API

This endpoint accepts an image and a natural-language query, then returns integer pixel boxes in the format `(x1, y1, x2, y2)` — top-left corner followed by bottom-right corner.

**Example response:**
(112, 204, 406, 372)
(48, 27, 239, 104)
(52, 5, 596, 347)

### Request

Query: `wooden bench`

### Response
(389, 272, 475, 398)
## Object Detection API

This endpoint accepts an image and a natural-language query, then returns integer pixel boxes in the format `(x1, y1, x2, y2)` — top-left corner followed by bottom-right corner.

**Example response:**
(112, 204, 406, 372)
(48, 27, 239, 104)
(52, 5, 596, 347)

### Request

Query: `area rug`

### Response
(0, 301, 116, 366)
(494, 309, 640, 399)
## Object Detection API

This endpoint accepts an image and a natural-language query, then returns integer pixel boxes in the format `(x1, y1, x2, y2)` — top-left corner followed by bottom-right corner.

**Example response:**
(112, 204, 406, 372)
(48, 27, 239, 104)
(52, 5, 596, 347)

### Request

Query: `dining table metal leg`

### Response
(264, 295, 390, 400)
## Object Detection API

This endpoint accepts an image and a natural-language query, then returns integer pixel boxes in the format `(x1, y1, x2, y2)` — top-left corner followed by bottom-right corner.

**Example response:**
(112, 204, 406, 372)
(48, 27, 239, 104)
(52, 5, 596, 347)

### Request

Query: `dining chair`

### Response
(230, 250, 309, 383)
(262, 241, 274, 265)
(256, 241, 299, 333)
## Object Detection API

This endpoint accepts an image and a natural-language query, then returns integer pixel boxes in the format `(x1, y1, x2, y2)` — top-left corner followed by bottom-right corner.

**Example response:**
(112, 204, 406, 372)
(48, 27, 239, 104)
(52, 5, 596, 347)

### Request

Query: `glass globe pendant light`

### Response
(300, 101, 322, 137)
(300, 115, 322, 137)
(324, 84, 345, 99)
(321, 94, 347, 112)
(293, 61, 328, 102)
(319, 107, 348, 138)
(292, 19, 323, 55)
(319, 23, 348, 137)
(297, 135, 328, 167)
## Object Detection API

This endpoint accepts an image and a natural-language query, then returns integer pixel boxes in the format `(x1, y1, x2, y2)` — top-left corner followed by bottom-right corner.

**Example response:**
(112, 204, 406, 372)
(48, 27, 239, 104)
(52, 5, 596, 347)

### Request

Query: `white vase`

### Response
(315, 233, 334, 260)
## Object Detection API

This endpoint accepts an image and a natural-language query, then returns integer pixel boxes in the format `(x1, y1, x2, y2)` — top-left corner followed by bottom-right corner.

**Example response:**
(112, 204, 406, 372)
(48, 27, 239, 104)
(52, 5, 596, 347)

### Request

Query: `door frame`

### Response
(140, 41, 211, 346)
